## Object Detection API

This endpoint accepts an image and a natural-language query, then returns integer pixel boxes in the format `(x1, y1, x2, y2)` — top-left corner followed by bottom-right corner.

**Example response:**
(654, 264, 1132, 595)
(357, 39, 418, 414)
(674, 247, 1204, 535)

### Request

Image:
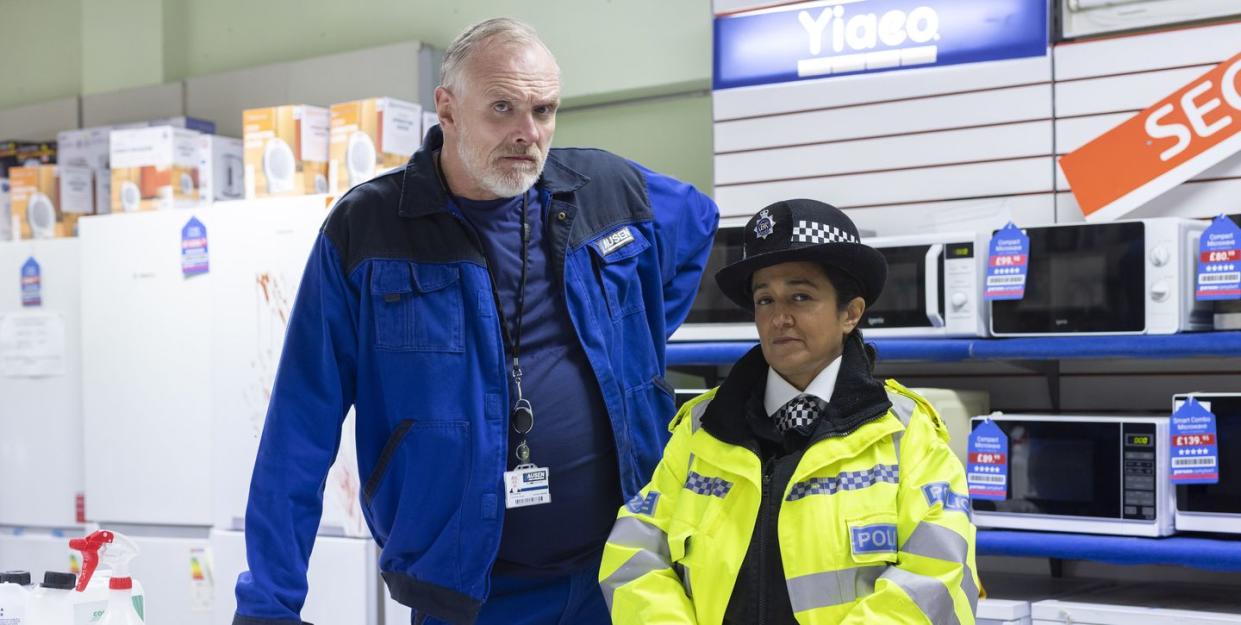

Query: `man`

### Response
(601, 199, 979, 624)
(233, 18, 718, 625)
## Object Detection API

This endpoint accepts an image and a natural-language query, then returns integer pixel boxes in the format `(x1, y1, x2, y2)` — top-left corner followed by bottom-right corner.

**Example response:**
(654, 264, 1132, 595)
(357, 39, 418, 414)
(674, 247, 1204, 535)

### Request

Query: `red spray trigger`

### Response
(69, 530, 114, 592)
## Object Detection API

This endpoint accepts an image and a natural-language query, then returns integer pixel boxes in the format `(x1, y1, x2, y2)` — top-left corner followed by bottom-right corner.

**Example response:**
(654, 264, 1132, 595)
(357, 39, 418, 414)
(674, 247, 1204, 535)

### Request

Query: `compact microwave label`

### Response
(1059, 51, 1241, 222)
(181, 216, 209, 277)
(967, 419, 1008, 500)
(1196, 215, 1241, 300)
(712, 0, 1048, 90)
(984, 222, 1028, 301)
(20, 256, 41, 307)
(1170, 397, 1219, 485)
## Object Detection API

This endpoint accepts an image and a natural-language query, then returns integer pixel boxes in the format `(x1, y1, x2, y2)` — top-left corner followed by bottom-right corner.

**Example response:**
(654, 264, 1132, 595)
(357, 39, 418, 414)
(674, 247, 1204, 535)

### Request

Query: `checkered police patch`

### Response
(625, 491, 660, 516)
(791, 220, 859, 245)
(684, 471, 734, 498)
(785, 464, 899, 501)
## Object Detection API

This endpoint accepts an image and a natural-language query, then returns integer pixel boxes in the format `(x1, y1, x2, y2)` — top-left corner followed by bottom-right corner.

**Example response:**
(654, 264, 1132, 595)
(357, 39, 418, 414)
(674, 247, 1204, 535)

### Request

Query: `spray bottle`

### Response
(69, 531, 144, 624)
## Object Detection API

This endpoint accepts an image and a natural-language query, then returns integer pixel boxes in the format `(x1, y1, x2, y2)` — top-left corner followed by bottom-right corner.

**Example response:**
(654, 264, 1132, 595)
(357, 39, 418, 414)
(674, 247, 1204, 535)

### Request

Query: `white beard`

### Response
(456, 121, 545, 198)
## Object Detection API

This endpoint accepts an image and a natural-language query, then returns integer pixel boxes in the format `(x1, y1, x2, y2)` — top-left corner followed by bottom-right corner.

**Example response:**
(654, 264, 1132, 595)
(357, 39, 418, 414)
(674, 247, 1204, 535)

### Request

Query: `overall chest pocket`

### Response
(586, 225, 652, 318)
(370, 261, 464, 353)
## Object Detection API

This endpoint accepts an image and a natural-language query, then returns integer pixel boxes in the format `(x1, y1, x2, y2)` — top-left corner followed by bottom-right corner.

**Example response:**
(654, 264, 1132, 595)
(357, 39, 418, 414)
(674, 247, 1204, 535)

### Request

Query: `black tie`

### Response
(774, 394, 826, 435)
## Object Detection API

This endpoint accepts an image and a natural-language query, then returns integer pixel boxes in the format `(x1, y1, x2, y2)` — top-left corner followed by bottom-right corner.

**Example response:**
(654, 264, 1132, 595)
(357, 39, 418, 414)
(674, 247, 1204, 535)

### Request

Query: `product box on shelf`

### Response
(0, 177, 10, 241)
(16, 141, 56, 166)
(146, 116, 216, 134)
(58, 127, 115, 215)
(328, 97, 422, 194)
(199, 135, 244, 202)
(243, 105, 329, 199)
(10, 165, 75, 239)
(109, 126, 204, 212)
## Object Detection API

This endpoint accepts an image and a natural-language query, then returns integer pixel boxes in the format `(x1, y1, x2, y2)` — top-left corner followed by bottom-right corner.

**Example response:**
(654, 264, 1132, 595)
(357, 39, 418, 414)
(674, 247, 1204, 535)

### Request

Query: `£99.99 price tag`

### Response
(967, 419, 1008, 501)
(984, 222, 1029, 301)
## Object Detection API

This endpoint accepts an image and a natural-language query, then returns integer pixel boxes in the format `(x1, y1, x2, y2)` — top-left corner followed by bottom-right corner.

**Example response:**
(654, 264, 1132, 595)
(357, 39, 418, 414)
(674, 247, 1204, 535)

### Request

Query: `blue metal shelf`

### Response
(665, 332, 1241, 366)
(978, 530, 1241, 572)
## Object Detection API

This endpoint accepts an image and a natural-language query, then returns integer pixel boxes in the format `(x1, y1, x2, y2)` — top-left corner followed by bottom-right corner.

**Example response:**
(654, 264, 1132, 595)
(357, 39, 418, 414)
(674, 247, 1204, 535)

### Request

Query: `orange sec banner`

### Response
(1059, 50, 1241, 222)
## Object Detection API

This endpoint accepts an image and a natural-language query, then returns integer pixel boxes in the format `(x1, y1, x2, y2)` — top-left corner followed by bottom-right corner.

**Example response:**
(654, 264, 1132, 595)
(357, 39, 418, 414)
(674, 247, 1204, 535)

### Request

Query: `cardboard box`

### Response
(16, 142, 56, 166)
(10, 166, 76, 239)
(243, 105, 329, 199)
(110, 126, 204, 212)
(58, 127, 114, 215)
(199, 135, 244, 202)
(329, 97, 422, 194)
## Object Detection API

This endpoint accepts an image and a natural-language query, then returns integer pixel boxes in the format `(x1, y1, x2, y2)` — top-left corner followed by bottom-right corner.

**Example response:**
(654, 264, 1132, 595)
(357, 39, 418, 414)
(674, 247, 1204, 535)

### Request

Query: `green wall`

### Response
(0, 0, 715, 191)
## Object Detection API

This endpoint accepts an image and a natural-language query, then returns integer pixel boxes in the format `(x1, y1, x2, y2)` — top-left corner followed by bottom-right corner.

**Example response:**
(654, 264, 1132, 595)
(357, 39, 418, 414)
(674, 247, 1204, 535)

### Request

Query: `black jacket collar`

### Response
(700, 333, 893, 450)
(397, 125, 591, 219)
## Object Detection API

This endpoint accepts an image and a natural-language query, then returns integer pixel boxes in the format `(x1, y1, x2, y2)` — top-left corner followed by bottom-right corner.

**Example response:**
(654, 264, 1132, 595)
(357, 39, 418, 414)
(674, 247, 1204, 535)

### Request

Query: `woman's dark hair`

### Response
(821, 264, 877, 371)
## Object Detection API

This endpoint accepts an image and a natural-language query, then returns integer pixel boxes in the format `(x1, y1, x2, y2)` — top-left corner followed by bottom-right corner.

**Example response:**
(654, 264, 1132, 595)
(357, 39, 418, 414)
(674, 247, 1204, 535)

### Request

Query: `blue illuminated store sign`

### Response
(714, 0, 1049, 90)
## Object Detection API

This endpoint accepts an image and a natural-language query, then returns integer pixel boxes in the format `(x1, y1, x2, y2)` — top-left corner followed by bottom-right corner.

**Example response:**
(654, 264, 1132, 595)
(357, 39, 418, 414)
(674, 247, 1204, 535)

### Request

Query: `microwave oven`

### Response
(862, 232, 989, 338)
(1172, 393, 1241, 534)
(970, 414, 1174, 537)
(989, 218, 1212, 336)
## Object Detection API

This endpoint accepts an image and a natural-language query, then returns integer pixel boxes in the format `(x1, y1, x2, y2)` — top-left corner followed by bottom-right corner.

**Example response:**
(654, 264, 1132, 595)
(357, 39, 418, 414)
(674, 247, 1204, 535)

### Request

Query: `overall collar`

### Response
(397, 125, 591, 219)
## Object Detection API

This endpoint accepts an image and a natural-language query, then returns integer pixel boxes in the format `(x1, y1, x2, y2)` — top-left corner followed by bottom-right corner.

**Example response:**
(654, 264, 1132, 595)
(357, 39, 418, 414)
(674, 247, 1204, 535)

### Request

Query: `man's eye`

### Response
(493, 102, 511, 113)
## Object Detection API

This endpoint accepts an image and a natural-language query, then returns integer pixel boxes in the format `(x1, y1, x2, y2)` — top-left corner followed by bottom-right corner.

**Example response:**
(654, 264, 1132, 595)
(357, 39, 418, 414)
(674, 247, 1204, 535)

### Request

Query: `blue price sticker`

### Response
(1170, 397, 1220, 485)
(984, 222, 1029, 301)
(1196, 215, 1241, 301)
(181, 216, 209, 277)
(967, 419, 1008, 501)
(20, 257, 41, 307)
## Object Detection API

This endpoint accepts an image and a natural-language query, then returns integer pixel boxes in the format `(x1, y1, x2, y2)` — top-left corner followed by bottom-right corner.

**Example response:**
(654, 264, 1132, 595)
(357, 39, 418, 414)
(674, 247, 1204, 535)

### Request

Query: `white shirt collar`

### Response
(764, 355, 843, 417)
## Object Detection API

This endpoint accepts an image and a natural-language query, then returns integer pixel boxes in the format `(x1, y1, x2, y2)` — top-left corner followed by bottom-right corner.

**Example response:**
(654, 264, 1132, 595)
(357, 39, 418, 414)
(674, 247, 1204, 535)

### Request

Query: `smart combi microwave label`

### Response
(714, 0, 1048, 90)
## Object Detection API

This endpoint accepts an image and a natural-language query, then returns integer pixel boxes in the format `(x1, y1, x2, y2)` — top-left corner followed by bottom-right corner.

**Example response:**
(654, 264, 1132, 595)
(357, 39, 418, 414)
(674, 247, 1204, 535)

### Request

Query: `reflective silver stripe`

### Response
(879, 567, 961, 625)
(886, 390, 917, 426)
(601, 548, 673, 611)
(786, 566, 885, 613)
(608, 516, 670, 560)
(689, 398, 711, 432)
(674, 562, 693, 599)
(962, 565, 979, 616)
(902, 522, 967, 565)
(903, 522, 978, 614)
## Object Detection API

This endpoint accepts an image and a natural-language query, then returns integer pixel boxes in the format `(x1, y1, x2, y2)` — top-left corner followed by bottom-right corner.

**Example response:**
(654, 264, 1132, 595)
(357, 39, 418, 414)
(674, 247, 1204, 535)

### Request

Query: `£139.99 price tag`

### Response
(1170, 396, 1220, 485)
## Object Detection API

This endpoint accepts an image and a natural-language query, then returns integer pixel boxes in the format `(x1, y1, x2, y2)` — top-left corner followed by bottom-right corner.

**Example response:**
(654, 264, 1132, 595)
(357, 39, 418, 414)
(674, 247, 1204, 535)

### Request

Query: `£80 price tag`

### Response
(1196, 215, 1241, 301)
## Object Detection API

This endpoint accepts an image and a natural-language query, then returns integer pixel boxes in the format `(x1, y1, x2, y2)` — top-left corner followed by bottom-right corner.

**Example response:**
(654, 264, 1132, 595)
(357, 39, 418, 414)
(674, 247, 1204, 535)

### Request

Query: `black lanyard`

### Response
(434, 152, 536, 466)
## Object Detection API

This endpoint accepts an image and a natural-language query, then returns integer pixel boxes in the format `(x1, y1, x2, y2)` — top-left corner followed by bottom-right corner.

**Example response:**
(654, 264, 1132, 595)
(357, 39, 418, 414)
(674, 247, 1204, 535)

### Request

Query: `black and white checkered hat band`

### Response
(792, 220, 859, 245)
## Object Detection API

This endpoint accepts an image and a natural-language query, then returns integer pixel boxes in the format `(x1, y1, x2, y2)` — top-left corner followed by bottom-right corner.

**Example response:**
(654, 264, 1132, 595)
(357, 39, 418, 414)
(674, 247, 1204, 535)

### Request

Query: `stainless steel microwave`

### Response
(861, 232, 989, 338)
(1173, 393, 1241, 535)
(970, 414, 1175, 537)
(988, 218, 1212, 336)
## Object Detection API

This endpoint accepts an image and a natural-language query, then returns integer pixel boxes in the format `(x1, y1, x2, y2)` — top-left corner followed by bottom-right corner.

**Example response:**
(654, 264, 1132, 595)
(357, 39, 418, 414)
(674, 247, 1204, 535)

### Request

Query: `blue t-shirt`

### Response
(454, 190, 622, 578)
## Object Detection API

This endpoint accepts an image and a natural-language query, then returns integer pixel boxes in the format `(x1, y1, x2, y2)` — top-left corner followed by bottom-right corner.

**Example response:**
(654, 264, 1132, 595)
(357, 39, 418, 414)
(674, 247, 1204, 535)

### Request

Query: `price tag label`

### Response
(181, 216, 210, 277)
(20, 257, 41, 307)
(967, 419, 1008, 501)
(1170, 397, 1220, 485)
(1196, 215, 1241, 301)
(985, 222, 1029, 301)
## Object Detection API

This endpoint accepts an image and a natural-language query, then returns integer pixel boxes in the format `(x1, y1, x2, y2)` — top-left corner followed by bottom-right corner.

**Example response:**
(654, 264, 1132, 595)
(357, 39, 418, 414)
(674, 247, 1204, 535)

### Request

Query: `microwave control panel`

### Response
(944, 241, 978, 325)
(1122, 423, 1159, 520)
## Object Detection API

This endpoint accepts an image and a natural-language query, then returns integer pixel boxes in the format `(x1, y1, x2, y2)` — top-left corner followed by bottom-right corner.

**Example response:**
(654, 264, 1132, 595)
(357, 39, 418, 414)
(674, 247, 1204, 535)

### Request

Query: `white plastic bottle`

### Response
(74, 532, 142, 625)
(68, 532, 145, 624)
(0, 570, 32, 625)
(26, 571, 76, 625)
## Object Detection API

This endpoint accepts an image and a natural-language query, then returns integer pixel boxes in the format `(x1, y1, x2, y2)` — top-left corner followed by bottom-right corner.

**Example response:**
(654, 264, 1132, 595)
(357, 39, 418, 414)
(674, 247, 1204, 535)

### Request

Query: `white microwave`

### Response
(1173, 393, 1241, 535)
(988, 218, 1212, 337)
(861, 232, 989, 338)
(970, 414, 1175, 537)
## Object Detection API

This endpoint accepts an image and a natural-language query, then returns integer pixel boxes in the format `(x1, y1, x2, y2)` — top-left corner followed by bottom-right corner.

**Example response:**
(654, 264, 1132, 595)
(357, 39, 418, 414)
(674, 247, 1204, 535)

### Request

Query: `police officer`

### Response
(601, 199, 979, 624)
(233, 18, 718, 625)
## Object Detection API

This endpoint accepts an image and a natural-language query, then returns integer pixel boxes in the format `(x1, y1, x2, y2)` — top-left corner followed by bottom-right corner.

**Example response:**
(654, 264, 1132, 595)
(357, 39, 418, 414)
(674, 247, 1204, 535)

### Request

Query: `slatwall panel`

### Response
(712, 43, 1055, 231)
(1051, 20, 1241, 221)
(0, 97, 78, 140)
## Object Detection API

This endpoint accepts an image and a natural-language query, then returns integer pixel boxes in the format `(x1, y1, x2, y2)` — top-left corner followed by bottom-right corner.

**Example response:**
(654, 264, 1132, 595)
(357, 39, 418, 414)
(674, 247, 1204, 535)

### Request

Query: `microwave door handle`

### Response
(925, 244, 945, 327)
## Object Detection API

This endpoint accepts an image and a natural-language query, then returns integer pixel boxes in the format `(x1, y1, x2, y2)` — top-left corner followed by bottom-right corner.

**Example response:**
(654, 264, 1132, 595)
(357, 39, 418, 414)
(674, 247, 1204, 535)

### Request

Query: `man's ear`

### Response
(434, 86, 455, 132)
(841, 296, 866, 333)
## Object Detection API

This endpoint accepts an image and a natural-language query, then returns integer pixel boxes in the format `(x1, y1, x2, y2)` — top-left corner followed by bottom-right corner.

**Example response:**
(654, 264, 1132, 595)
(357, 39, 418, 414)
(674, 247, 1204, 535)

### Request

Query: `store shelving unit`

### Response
(665, 332, 1241, 573)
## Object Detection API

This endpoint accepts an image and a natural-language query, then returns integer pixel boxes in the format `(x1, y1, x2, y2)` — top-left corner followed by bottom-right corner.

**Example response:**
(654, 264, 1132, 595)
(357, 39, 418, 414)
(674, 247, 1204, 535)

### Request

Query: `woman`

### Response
(600, 199, 979, 625)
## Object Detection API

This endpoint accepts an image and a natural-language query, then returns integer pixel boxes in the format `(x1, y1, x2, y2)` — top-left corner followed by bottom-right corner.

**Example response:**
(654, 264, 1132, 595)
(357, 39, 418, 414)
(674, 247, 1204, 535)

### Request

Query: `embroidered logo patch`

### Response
(595, 226, 636, 256)
(625, 491, 660, 515)
(850, 523, 898, 555)
(754, 209, 775, 239)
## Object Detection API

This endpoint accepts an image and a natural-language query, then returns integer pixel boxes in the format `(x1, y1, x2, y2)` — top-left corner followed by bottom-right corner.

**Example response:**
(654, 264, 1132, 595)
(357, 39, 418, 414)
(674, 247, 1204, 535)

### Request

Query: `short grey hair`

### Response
(440, 18, 552, 93)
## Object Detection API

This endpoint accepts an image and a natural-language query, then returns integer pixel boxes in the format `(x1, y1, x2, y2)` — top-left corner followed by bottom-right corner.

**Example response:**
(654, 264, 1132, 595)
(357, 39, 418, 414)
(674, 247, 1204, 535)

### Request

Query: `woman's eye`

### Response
(755, 296, 772, 306)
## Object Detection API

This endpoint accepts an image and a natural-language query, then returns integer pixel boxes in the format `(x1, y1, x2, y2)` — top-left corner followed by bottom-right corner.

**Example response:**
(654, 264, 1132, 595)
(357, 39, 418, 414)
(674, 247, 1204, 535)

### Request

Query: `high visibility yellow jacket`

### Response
(600, 351, 979, 625)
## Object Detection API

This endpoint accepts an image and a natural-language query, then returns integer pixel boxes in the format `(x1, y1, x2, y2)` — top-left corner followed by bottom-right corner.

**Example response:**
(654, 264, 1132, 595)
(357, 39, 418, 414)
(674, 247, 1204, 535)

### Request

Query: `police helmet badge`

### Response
(754, 209, 775, 239)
